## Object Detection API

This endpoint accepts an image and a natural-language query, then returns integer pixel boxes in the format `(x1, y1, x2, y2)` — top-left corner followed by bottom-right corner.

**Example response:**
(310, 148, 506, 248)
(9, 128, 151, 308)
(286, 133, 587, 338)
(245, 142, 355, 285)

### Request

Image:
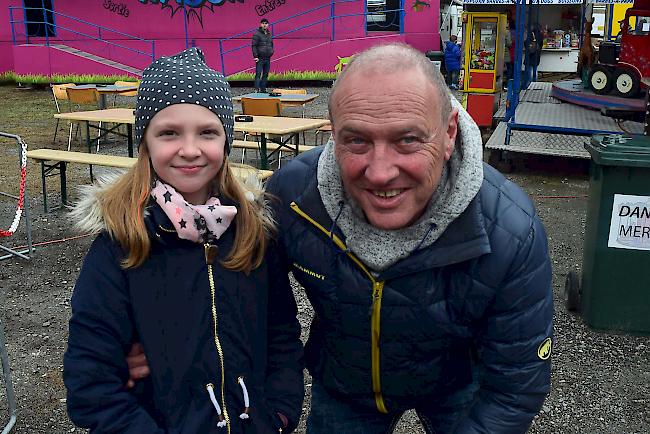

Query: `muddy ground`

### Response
(0, 85, 648, 433)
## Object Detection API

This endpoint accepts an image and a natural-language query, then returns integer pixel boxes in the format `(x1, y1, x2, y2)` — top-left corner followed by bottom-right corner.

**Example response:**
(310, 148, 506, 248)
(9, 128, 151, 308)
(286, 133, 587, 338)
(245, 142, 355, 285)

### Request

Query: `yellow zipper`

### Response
(205, 244, 231, 433)
(289, 202, 388, 413)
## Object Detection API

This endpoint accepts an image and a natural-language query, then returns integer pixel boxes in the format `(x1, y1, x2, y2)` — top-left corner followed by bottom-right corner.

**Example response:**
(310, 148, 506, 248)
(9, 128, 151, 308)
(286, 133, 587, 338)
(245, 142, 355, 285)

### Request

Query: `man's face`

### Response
(261, 21, 269, 30)
(332, 68, 458, 230)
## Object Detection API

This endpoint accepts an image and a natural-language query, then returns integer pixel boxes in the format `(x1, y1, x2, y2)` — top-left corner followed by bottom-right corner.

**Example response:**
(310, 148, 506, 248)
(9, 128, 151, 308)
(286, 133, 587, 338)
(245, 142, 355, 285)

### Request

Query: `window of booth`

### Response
(23, 0, 56, 37)
(470, 18, 497, 71)
(366, 0, 401, 32)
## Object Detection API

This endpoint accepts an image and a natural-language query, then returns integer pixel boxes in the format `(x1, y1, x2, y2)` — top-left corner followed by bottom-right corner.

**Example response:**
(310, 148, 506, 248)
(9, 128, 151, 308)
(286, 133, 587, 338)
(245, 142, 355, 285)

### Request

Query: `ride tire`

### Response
(564, 270, 581, 312)
(589, 65, 613, 95)
(613, 67, 640, 98)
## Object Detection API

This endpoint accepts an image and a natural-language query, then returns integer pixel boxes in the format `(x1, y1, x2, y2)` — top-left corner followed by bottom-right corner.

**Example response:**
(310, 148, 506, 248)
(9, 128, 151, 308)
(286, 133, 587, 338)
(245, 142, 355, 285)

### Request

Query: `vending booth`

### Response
(461, 11, 507, 127)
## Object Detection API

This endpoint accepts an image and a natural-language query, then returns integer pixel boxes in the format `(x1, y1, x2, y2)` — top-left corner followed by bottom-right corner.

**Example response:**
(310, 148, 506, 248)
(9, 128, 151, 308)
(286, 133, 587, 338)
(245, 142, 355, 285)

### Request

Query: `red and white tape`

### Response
(0, 137, 27, 238)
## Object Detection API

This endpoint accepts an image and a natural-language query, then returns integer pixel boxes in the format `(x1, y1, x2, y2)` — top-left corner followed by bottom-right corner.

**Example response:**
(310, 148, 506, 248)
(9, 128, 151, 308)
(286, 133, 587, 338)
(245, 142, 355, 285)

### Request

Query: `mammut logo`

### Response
(537, 338, 552, 360)
(293, 263, 325, 281)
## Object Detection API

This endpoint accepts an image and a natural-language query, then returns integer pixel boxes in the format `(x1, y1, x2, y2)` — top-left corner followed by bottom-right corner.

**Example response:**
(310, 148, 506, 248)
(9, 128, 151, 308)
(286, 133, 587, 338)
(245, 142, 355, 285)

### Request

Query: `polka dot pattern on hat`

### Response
(134, 47, 234, 152)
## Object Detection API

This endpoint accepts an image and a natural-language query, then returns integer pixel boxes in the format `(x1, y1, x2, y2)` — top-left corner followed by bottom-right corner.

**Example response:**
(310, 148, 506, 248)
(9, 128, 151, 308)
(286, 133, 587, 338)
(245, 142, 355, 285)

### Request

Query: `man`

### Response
(444, 35, 461, 89)
(252, 18, 273, 93)
(129, 43, 553, 433)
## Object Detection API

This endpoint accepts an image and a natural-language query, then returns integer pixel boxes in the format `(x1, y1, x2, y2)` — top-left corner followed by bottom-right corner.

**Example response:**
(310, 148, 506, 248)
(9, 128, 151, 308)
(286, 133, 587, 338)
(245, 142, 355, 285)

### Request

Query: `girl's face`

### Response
(145, 104, 226, 205)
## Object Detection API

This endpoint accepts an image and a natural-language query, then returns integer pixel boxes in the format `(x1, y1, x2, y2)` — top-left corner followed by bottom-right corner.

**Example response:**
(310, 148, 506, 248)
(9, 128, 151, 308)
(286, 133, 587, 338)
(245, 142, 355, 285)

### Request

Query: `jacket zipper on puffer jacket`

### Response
(290, 202, 389, 414)
(204, 243, 231, 432)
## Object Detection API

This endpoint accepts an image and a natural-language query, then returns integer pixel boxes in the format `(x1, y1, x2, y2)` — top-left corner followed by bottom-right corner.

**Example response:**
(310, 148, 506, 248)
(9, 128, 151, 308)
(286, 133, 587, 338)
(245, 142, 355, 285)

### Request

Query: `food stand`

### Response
(462, 0, 584, 74)
(461, 11, 507, 127)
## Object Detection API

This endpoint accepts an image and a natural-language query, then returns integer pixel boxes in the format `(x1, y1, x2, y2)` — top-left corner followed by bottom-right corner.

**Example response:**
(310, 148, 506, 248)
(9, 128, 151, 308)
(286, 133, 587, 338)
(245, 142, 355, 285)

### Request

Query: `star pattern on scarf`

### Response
(216, 217, 222, 223)
(163, 191, 172, 203)
(179, 219, 187, 229)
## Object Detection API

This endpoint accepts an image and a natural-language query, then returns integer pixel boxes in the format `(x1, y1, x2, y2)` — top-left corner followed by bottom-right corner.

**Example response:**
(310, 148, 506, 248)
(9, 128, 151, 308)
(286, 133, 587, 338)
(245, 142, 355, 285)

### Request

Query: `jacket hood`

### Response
(70, 170, 270, 235)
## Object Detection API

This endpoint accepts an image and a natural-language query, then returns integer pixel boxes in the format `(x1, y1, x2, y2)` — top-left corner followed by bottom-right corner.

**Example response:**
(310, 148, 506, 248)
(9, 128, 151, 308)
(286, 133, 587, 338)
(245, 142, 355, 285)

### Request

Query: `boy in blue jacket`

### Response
(444, 35, 462, 89)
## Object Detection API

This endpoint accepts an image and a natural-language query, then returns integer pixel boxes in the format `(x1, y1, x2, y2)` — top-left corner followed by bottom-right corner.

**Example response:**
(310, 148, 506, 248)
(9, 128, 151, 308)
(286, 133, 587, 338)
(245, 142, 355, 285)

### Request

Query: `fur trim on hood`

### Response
(69, 169, 273, 235)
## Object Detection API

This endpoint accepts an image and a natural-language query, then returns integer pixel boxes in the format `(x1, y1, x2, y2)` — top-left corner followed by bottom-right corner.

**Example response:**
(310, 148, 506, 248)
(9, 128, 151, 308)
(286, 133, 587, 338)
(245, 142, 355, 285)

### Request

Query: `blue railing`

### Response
(9, 5, 155, 68)
(218, 0, 404, 75)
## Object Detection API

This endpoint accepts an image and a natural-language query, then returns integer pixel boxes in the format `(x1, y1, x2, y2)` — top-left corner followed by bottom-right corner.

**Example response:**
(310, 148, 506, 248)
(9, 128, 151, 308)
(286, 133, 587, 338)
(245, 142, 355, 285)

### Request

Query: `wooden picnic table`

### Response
(70, 84, 139, 109)
(232, 92, 318, 104)
(55, 109, 330, 169)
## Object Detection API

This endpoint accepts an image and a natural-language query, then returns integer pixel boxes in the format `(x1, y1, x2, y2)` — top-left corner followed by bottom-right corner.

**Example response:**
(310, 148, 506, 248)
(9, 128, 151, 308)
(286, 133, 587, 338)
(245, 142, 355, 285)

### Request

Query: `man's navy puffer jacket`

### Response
(266, 148, 553, 433)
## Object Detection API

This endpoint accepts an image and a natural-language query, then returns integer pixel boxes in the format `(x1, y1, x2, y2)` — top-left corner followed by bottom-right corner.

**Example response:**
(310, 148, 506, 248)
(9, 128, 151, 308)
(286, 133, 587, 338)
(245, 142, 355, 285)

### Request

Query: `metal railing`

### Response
(218, 0, 404, 75)
(9, 5, 155, 67)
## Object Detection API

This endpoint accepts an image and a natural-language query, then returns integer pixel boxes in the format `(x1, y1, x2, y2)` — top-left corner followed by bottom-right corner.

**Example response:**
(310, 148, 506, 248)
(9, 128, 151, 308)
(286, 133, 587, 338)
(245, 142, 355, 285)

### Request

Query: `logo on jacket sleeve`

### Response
(537, 338, 552, 360)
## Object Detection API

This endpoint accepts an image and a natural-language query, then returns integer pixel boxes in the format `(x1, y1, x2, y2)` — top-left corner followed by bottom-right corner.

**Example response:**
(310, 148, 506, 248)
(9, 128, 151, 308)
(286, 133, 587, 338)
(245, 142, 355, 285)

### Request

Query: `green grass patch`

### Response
(227, 70, 336, 81)
(1, 70, 335, 85)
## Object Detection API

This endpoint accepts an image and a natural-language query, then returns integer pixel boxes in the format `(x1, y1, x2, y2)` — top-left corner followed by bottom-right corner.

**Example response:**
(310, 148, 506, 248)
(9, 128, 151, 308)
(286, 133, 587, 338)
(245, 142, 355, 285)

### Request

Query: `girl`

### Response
(63, 48, 303, 434)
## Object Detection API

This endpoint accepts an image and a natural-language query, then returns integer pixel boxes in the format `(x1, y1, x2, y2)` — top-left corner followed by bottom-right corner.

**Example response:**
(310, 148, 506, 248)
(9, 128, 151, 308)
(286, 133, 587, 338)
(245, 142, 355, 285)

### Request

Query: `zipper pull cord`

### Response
(237, 376, 250, 420)
(206, 383, 228, 428)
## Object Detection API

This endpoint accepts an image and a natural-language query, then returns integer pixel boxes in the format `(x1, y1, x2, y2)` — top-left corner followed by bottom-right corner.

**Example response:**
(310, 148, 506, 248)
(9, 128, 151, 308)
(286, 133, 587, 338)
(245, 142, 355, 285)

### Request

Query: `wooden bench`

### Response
(27, 149, 273, 212)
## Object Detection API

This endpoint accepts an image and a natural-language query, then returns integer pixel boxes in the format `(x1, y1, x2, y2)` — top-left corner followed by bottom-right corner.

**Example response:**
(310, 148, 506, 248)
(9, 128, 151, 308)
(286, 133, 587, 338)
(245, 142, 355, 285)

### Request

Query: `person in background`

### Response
(127, 43, 554, 434)
(63, 48, 303, 434)
(525, 24, 542, 82)
(252, 18, 274, 93)
(444, 34, 462, 90)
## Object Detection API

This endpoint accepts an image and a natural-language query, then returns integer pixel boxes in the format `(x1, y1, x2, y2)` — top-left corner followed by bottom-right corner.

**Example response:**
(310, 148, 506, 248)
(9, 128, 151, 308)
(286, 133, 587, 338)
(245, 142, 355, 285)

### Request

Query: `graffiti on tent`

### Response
(138, 0, 245, 28)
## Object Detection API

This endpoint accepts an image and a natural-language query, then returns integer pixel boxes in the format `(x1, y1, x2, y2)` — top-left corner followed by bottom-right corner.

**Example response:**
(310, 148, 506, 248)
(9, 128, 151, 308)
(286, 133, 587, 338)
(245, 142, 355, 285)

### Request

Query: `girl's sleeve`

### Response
(264, 238, 305, 433)
(63, 234, 164, 433)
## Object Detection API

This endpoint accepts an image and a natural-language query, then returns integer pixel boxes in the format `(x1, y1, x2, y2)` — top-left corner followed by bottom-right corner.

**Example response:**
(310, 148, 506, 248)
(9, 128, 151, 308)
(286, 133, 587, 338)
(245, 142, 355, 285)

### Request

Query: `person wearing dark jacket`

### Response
(126, 43, 553, 433)
(444, 35, 462, 89)
(252, 18, 274, 93)
(63, 48, 303, 434)
(266, 43, 553, 433)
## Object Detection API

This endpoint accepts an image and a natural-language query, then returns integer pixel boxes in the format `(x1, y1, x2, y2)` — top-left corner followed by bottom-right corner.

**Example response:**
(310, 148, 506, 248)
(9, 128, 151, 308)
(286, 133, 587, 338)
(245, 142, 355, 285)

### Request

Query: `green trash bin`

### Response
(566, 134, 650, 334)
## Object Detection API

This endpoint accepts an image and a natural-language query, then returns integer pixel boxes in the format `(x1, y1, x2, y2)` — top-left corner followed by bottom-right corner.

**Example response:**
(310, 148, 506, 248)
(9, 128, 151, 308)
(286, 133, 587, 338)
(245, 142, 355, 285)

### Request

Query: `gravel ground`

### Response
(0, 86, 648, 433)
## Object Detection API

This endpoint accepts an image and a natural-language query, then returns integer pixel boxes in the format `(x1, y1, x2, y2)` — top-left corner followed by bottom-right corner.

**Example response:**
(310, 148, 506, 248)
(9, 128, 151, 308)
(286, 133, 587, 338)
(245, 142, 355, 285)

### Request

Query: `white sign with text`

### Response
(608, 194, 650, 251)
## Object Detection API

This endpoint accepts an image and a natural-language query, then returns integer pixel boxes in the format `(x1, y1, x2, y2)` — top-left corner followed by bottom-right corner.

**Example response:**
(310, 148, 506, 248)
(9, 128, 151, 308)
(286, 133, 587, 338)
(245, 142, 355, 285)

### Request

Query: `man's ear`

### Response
(444, 108, 459, 161)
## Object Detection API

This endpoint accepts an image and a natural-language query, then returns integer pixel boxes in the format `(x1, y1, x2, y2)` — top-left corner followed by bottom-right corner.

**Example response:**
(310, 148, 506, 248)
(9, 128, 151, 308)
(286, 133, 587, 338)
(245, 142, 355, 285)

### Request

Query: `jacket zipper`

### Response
(290, 202, 388, 414)
(205, 243, 231, 433)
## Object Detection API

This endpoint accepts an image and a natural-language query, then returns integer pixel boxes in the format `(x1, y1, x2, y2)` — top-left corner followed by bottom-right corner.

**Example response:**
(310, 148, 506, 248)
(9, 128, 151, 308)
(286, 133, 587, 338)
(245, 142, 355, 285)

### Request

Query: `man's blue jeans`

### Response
(306, 381, 477, 434)
(254, 58, 271, 92)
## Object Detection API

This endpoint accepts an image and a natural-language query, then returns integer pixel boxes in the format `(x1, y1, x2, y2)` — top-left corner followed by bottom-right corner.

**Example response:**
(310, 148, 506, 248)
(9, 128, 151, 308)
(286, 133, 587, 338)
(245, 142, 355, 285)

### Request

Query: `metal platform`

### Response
(552, 79, 646, 111)
(486, 122, 592, 159)
(486, 82, 644, 159)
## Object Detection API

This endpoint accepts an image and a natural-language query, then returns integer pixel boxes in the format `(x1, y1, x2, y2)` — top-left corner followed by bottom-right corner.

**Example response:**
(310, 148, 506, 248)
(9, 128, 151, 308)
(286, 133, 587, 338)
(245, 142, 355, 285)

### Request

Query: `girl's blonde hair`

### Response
(97, 145, 271, 273)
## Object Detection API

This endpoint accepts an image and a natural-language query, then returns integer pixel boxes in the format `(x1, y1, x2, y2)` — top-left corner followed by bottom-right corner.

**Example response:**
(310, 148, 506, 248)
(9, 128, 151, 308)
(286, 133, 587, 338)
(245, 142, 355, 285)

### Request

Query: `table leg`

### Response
(85, 122, 94, 182)
(60, 162, 68, 207)
(260, 133, 269, 170)
(127, 124, 134, 157)
(99, 94, 107, 110)
(40, 161, 48, 213)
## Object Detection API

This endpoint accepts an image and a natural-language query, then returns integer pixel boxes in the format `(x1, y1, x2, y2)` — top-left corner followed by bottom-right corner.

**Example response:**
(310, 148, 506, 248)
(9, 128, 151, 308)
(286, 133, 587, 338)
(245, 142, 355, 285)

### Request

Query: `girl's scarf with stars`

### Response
(151, 180, 237, 243)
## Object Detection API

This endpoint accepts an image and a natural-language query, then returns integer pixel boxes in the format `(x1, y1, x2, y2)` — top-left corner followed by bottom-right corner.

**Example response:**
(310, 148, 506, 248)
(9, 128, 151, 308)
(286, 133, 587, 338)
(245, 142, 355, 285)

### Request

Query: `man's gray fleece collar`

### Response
(316, 98, 484, 272)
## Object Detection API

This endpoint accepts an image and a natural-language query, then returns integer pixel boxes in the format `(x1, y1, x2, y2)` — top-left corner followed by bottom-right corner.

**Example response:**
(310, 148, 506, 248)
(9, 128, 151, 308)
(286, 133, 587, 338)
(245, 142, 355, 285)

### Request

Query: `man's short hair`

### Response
(260, 18, 269, 24)
(329, 43, 452, 124)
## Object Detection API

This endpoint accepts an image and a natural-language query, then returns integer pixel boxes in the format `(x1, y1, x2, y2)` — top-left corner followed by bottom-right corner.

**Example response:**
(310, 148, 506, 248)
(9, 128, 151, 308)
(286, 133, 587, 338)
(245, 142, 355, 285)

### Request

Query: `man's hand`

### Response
(254, 57, 259, 62)
(125, 342, 150, 389)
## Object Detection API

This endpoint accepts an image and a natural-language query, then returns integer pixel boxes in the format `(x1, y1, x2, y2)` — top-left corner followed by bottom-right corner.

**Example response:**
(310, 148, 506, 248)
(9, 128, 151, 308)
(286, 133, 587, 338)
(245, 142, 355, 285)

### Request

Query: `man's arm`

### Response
(64, 235, 164, 433)
(252, 32, 260, 60)
(264, 238, 304, 432)
(455, 211, 553, 434)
